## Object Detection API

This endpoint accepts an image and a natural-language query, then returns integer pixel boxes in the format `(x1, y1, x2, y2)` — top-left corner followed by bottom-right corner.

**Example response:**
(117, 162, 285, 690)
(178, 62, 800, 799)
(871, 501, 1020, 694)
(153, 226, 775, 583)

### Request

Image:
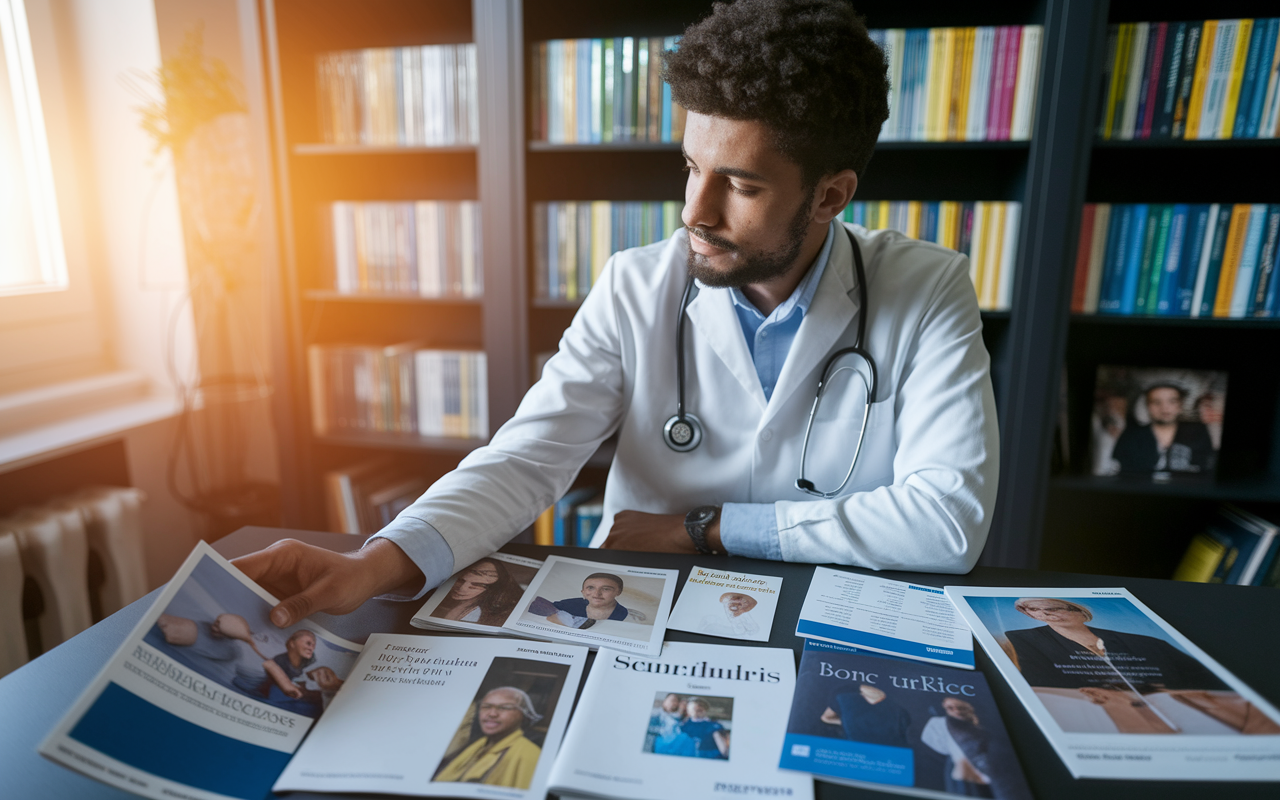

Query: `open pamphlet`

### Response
(411, 551, 545, 635)
(945, 586, 1280, 780)
(548, 640, 813, 800)
(665, 565, 782, 642)
(797, 567, 974, 668)
(39, 542, 588, 800)
(503, 554, 679, 656)
(779, 640, 1031, 799)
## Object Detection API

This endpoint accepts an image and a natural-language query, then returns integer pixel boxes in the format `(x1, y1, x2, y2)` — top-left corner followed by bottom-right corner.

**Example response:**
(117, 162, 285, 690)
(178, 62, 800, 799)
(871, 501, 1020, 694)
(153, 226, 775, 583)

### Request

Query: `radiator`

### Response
(0, 486, 147, 678)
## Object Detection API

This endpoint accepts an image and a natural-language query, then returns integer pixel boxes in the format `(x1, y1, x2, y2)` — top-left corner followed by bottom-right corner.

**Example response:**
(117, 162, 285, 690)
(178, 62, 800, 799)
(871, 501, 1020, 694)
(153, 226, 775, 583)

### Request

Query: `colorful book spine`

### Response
(329, 201, 482, 298)
(533, 201, 685, 300)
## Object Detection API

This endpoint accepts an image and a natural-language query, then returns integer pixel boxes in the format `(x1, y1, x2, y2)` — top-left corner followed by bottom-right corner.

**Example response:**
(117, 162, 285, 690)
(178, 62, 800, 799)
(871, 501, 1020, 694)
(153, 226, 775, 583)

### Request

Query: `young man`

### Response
(235, 0, 998, 628)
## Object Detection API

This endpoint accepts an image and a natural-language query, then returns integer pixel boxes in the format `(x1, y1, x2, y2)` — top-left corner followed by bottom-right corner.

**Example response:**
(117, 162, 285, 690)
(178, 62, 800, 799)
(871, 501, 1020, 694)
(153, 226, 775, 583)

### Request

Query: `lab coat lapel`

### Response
(685, 282, 769, 411)
(763, 227, 859, 420)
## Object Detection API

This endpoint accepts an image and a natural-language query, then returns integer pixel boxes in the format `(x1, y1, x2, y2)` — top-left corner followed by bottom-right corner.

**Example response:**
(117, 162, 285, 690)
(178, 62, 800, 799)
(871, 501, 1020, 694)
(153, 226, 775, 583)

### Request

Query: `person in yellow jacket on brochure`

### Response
(434, 687, 544, 789)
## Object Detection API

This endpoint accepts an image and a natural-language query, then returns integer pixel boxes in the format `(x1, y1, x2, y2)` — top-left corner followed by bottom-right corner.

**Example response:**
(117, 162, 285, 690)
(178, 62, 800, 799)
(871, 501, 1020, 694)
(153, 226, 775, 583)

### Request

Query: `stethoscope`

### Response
(663, 226, 879, 499)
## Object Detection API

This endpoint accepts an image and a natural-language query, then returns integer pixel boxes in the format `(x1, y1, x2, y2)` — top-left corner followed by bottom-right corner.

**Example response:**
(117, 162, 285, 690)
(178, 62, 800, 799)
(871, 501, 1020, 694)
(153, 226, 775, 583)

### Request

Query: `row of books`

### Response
(530, 37, 686, 143)
(1070, 203, 1280, 318)
(532, 486, 604, 547)
(308, 344, 488, 439)
(1098, 19, 1280, 141)
(315, 44, 478, 146)
(843, 200, 1023, 311)
(1173, 505, 1280, 586)
(323, 459, 427, 535)
(870, 25, 1043, 142)
(328, 201, 482, 298)
(532, 201, 684, 301)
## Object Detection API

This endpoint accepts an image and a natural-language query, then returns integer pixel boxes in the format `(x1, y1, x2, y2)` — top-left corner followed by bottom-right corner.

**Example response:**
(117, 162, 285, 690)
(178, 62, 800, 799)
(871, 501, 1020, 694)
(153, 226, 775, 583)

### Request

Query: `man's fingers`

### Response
(271, 589, 320, 628)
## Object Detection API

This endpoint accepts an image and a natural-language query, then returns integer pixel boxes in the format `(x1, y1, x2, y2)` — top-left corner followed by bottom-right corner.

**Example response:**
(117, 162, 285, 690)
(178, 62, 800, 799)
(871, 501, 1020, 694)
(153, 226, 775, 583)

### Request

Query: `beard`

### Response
(686, 195, 813, 288)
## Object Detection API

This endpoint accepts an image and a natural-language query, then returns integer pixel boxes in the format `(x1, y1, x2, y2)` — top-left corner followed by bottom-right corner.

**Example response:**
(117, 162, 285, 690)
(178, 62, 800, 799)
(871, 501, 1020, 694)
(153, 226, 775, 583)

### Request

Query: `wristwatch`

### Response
(684, 506, 720, 555)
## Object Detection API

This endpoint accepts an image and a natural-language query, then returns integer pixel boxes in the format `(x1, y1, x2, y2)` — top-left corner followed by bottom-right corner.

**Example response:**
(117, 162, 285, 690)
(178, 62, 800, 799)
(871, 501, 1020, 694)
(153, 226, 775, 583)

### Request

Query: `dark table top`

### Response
(1, 526, 1276, 800)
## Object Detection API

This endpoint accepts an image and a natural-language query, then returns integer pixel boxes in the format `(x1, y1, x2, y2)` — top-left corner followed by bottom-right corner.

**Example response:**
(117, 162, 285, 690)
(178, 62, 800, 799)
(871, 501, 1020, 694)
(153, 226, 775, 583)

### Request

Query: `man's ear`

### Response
(813, 169, 859, 224)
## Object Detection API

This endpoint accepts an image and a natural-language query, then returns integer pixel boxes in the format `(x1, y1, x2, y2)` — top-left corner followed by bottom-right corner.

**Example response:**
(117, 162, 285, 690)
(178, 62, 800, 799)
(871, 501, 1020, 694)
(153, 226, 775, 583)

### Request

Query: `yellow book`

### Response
(1213, 204, 1252, 316)
(968, 202, 988, 300)
(1184, 20, 1218, 140)
(561, 201, 578, 300)
(534, 506, 555, 546)
(982, 203, 1007, 308)
(878, 200, 891, 229)
(591, 201, 611, 284)
(950, 28, 975, 140)
(906, 201, 922, 239)
(1219, 19, 1254, 139)
(1172, 533, 1228, 582)
(563, 41, 577, 144)
(925, 29, 948, 140)
(942, 202, 960, 250)
(1103, 24, 1132, 139)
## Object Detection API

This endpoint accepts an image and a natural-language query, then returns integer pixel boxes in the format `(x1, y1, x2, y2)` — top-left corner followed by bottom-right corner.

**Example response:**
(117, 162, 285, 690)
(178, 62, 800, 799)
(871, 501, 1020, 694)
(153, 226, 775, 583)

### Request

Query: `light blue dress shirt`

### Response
(371, 222, 838, 593)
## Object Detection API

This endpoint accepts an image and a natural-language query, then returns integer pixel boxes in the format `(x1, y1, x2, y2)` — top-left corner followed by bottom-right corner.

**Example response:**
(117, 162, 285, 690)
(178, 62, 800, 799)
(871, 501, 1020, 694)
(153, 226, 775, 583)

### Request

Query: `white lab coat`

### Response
(402, 224, 998, 574)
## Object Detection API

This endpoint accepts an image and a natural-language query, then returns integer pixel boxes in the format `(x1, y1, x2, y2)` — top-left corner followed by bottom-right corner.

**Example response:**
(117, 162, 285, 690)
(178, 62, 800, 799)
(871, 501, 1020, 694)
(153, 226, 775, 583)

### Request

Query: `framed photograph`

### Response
(1090, 366, 1227, 480)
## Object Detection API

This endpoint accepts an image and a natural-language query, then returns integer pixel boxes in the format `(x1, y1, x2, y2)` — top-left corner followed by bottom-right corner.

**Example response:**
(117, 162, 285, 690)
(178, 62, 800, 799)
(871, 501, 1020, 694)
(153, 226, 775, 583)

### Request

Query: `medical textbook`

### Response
(779, 640, 1032, 800)
(945, 585, 1280, 780)
(548, 641, 813, 800)
(40, 542, 588, 800)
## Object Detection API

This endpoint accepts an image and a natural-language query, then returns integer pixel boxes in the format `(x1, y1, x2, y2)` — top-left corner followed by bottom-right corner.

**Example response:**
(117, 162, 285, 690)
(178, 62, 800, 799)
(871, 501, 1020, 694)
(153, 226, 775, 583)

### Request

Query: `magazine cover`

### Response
(274, 635, 587, 799)
(665, 565, 782, 642)
(945, 586, 1280, 780)
(412, 552, 544, 634)
(503, 555, 678, 656)
(39, 542, 363, 800)
(547, 641, 813, 800)
(1090, 366, 1227, 479)
(779, 641, 1031, 800)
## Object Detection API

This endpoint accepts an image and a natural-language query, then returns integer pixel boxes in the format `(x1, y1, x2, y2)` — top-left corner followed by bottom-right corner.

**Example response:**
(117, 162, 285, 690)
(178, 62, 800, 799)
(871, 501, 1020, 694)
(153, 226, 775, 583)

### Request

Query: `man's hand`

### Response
(601, 510, 723, 553)
(232, 538, 424, 628)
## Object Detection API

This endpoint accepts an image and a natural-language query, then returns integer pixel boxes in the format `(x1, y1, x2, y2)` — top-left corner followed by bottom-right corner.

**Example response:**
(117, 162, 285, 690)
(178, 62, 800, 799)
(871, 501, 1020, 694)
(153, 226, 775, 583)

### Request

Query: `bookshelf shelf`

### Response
(528, 142, 681, 153)
(1070, 314, 1280, 329)
(293, 144, 479, 156)
(304, 290, 483, 306)
(315, 432, 489, 454)
(1092, 139, 1280, 150)
(1050, 474, 1280, 503)
(874, 140, 1032, 151)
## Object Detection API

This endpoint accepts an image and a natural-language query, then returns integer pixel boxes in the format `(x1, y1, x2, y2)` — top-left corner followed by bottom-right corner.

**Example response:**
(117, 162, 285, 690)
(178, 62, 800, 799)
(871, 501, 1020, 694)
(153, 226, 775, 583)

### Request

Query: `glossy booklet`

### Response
(40, 542, 588, 800)
(945, 586, 1280, 780)
(548, 641, 813, 800)
(779, 640, 1031, 800)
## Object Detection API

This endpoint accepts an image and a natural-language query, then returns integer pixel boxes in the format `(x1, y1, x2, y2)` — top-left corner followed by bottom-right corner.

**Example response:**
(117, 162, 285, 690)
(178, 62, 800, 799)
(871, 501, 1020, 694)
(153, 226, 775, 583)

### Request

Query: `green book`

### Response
(1134, 204, 1163, 314)
(1143, 204, 1174, 314)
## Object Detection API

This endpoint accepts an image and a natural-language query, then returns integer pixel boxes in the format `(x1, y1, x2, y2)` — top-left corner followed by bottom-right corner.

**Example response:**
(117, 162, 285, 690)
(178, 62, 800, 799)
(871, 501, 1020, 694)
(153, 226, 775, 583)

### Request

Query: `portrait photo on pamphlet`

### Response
(665, 566, 782, 642)
(643, 691, 734, 760)
(962, 594, 1280, 736)
(1090, 365, 1227, 480)
(432, 656, 574, 791)
(413, 552, 544, 634)
(143, 554, 360, 719)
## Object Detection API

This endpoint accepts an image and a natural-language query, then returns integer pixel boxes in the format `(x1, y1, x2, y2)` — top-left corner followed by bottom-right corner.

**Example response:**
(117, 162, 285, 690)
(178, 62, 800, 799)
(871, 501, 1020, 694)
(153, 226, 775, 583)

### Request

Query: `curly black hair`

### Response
(664, 0, 889, 185)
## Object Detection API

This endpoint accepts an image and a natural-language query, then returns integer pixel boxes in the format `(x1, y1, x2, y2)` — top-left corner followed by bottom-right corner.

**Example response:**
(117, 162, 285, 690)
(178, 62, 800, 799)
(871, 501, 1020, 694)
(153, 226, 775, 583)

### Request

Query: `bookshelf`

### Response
(257, 0, 1278, 573)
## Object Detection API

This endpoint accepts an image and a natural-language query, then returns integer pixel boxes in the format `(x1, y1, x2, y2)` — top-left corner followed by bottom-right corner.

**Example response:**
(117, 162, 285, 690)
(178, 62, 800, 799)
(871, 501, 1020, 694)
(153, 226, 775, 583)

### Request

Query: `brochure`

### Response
(778, 640, 1032, 800)
(39, 542, 589, 800)
(665, 565, 782, 642)
(945, 586, 1280, 780)
(503, 554, 679, 656)
(275, 634, 587, 798)
(796, 567, 974, 668)
(411, 552, 545, 635)
(547, 641, 813, 800)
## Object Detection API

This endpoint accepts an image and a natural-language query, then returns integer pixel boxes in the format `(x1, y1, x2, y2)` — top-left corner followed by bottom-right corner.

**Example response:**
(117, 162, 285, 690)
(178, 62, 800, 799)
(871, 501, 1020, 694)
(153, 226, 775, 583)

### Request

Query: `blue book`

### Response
(1249, 204, 1280, 315)
(1237, 20, 1275, 138)
(1098, 204, 1131, 313)
(574, 503, 604, 547)
(661, 36, 677, 142)
(904, 29, 927, 138)
(1156, 204, 1190, 314)
(553, 487, 598, 546)
(1119, 204, 1150, 314)
(1173, 204, 1211, 314)
(1198, 205, 1234, 317)
(1229, 205, 1269, 317)
(579, 39, 593, 143)
(1266, 241, 1280, 316)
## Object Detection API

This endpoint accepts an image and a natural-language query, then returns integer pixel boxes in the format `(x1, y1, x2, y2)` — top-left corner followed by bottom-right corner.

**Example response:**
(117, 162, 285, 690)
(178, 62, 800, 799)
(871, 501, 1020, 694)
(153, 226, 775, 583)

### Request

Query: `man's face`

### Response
(479, 689, 524, 739)
(288, 632, 316, 660)
(1146, 387, 1182, 424)
(942, 697, 975, 722)
(687, 700, 708, 719)
(450, 563, 500, 601)
(662, 693, 683, 714)
(681, 112, 818, 288)
(721, 593, 756, 617)
(582, 578, 621, 608)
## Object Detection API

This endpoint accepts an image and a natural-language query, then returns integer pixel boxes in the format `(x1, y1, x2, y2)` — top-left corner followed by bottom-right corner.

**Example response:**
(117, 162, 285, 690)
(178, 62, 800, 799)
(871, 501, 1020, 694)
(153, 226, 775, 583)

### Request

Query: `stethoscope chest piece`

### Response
(663, 413, 703, 452)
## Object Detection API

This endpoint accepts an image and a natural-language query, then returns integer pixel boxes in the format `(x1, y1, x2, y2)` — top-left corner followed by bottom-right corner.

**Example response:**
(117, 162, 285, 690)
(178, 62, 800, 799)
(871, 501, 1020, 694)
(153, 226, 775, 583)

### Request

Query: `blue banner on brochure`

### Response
(795, 619, 975, 669)
(779, 733, 915, 786)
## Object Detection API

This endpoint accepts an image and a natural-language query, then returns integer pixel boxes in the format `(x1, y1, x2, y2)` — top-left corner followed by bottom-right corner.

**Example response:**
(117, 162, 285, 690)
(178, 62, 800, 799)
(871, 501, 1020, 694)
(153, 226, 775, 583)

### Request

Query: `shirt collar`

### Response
(728, 220, 836, 323)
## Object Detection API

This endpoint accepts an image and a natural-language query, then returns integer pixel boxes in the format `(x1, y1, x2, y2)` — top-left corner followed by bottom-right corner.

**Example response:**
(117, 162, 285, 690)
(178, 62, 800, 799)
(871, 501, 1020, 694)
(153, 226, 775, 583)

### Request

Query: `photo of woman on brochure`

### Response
(433, 657, 571, 790)
(978, 596, 1280, 735)
(429, 557, 530, 626)
(143, 556, 359, 719)
(643, 692, 733, 759)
